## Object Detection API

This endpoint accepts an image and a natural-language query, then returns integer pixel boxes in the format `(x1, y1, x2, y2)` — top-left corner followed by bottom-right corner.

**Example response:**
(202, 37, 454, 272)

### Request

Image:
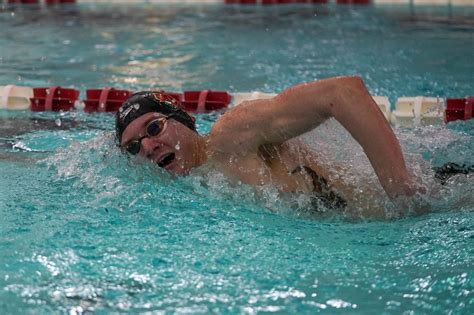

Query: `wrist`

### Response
(383, 173, 415, 199)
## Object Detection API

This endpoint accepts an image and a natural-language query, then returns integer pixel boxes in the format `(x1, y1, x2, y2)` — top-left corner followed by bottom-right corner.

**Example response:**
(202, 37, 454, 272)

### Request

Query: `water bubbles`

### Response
(326, 299, 357, 309)
(12, 141, 32, 152)
(69, 306, 84, 315)
(229, 156, 238, 165)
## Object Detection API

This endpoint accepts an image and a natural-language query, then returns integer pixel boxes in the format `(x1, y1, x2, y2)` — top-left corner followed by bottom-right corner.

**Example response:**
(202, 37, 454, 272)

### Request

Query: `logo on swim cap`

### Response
(152, 91, 180, 107)
(115, 90, 197, 143)
(119, 103, 140, 121)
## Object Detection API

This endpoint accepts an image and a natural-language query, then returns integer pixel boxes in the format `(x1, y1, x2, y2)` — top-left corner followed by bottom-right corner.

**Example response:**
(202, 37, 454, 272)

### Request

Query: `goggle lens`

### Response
(146, 119, 165, 137)
(126, 141, 141, 155)
(124, 117, 169, 155)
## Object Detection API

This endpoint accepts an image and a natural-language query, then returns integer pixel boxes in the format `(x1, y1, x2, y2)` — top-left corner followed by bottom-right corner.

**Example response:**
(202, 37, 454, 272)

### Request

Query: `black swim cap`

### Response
(115, 91, 197, 142)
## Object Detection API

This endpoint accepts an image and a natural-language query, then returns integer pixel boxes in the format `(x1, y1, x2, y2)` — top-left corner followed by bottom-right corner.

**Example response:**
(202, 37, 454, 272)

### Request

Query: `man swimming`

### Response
(115, 76, 471, 217)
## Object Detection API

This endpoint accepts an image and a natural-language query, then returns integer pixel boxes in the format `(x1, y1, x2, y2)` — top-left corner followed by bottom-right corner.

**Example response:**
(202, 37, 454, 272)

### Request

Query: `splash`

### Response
(300, 119, 474, 218)
(42, 119, 473, 220)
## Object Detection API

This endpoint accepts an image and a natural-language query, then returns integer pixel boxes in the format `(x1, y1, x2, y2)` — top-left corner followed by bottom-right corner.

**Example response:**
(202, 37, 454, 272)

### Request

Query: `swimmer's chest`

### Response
(214, 144, 320, 193)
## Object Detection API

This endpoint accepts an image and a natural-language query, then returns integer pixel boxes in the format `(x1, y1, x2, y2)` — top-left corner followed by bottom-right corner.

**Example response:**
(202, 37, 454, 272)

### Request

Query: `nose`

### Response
(139, 137, 157, 157)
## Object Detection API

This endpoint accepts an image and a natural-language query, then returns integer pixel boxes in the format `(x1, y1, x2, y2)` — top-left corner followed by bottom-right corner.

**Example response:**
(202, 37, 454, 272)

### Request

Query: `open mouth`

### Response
(157, 152, 175, 168)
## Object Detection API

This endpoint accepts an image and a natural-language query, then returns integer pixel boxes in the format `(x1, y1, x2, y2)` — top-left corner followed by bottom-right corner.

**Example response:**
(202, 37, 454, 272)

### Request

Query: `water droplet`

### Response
(55, 119, 61, 127)
(175, 143, 180, 150)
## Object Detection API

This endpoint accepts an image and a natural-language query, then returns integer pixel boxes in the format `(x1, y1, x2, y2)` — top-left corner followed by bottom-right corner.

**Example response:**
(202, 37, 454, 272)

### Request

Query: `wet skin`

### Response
(120, 112, 206, 176)
(119, 110, 385, 216)
(120, 111, 328, 187)
(120, 111, 332, 193)
(120, 76, 420, 217)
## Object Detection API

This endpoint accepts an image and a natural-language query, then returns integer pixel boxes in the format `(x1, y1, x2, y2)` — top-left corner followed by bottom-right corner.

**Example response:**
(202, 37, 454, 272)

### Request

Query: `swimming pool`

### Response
(1, 3, 473, 314)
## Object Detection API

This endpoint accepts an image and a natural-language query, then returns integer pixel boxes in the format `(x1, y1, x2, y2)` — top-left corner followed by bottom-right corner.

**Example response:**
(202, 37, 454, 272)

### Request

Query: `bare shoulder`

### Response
(211, 98, 272, 134)
(207, 98, 274, 154)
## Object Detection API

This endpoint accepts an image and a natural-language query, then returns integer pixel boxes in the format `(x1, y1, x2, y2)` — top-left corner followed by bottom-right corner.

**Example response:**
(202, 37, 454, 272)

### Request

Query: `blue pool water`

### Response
(1, 3, 473, 314)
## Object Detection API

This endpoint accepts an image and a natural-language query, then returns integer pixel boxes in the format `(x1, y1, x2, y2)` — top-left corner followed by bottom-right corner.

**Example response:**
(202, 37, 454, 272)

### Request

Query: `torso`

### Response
(211, 142, 310, 190)
(209, 140, 350, 206)
(208, 139, 386, 218)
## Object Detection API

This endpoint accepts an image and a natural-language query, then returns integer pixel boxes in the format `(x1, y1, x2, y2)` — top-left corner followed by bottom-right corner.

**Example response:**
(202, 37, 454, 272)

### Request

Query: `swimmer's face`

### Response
(120, 112, 199, 175)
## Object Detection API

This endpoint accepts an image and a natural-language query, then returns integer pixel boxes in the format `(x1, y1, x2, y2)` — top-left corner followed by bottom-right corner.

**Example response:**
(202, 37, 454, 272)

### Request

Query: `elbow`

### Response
(335, 75, 368, 99)
(326, 75, 369, 115)
(338, 75, 365, 89)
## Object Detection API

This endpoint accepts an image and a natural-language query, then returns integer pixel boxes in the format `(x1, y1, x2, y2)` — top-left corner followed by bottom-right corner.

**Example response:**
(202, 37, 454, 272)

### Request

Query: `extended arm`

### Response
(211, 76, 415, 199)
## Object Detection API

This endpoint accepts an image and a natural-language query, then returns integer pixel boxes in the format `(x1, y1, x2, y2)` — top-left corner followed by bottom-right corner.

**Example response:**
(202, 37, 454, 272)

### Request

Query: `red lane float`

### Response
(337, 0, 370, 4)
(181, 90, 231, 112)
(45, 0, 76, 4)
(226, 0, 327, 4)
(7, 0, 75, 4)
(262, 0, 291, 4)
(84, 88, 133, 113)
(7, 83, 472, 125)
(30, 86, 79, 112)
(164, 90, 231, 112)
(445, 97, 474, 123)
(263, 0, 327, 3)
(7, 0, 39, 4)
(225, 0, 257, 4)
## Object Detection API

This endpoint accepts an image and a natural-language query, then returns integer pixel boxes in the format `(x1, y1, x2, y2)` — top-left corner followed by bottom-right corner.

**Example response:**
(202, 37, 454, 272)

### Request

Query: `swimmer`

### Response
(115, 76, 472, 217)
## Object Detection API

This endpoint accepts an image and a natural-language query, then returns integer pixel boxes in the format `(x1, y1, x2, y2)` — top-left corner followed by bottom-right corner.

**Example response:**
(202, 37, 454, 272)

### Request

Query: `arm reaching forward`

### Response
(210, 76, 415, 199)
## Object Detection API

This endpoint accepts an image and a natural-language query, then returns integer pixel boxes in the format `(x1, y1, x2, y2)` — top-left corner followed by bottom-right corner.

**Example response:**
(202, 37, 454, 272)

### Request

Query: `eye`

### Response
(146, 119, 165, 137)
(125, 140, 141, 155)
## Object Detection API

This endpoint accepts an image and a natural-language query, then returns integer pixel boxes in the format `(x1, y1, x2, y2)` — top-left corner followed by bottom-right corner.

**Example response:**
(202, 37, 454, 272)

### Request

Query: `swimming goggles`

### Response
(124, 114, 175, 155)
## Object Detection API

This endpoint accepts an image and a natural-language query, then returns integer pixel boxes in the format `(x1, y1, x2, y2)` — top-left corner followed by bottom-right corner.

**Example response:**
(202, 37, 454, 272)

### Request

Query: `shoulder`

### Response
(207, 98, 273, 154)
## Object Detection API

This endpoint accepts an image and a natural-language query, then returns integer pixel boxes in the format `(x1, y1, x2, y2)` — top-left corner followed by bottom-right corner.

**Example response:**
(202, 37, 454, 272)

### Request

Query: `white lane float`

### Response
(1, 83, 473, 127)
(391, 96, 444, 127)
(372, 96, 391, 121)
(0, 85, 34, 110)
(232, 92, 277, 105)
